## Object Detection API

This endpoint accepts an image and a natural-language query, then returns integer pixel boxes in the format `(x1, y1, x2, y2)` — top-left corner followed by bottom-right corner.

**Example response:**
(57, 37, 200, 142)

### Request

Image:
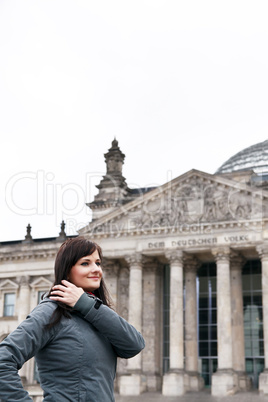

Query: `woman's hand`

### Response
(49, 280, 84, 307)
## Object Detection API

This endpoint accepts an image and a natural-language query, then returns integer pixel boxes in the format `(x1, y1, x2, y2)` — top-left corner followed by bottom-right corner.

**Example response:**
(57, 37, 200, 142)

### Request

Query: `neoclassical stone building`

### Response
(1, 139, 268, 398)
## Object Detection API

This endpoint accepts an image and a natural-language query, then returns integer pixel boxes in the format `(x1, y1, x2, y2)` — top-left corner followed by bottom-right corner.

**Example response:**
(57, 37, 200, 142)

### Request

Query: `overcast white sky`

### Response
(0, 0, 267, 242)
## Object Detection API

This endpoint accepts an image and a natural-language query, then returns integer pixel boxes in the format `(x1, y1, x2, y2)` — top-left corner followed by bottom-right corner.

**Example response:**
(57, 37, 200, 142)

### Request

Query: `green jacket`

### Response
(0, 293, 145, 401)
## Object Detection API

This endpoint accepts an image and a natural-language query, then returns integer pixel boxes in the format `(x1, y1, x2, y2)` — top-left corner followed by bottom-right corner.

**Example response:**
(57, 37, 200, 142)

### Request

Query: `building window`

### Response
(3, 293, 15, 316)
(197, 262, 217, 387)
(243, 259, 264, 388)
(37, 290, 44, 304)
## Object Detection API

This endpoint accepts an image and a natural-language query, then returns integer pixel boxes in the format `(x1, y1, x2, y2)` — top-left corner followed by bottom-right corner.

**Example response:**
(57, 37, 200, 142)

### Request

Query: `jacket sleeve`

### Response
(73, 293, 145, 358)
(0, 302, 56, 401)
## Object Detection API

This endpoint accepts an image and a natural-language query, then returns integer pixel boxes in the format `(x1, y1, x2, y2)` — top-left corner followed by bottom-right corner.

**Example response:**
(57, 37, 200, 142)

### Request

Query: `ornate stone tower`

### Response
(88, 139, 130, 220)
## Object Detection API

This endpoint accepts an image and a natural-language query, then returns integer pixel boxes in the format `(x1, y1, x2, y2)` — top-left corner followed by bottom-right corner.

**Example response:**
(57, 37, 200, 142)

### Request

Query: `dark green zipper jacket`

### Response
(0, 293, 145, 401)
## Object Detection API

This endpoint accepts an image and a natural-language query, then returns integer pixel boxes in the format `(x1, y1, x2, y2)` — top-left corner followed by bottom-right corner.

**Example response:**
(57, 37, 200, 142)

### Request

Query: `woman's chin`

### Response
(84, 285, 100, 293)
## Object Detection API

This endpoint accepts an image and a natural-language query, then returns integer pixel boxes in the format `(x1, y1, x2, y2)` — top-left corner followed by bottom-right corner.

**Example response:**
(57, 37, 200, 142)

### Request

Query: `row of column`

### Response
(162, 248, 248, 396)
(162, 246, 268, 397)
(162, 251, 206, 395)
(116, 244, 268, 396)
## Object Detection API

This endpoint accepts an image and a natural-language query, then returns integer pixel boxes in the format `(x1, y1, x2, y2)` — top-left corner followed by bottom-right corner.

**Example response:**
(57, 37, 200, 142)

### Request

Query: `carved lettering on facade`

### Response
(148, 242, 165, 249)
(171, 238, 217, 247)
(146, 234, 251, 250)
(224, 235, 249, 242)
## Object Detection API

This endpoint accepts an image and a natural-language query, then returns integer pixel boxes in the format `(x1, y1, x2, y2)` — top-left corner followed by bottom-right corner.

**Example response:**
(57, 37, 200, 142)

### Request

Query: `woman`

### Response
(0, 237, 145, 401)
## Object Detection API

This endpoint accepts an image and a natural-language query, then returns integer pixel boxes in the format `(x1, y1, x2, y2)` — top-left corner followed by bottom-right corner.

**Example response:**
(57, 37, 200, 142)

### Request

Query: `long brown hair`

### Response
(45, 236, 112, 328)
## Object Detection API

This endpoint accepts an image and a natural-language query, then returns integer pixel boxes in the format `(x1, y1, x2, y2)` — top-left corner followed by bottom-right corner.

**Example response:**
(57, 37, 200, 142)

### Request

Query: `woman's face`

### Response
(68, 249, 103, 292)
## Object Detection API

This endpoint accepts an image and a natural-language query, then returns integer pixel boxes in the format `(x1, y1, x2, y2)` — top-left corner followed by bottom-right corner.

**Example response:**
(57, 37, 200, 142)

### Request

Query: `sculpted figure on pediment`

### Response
(203, 185, 252, 221)
(228, 194, 252, 220)
(176, 183, 204, 222)
(203, 184, 259, 221)
(225, 187, 254, 219)
(171, 197, 188, 222)
(177, 198, 188, 215)
(132, 213, 151, 229)
(203, 185, 216, 220)
(202, 185, 229, 221)
(156, 210, 171, 227)
(217, 194, 230, 218)
(204, 198, 217, 220)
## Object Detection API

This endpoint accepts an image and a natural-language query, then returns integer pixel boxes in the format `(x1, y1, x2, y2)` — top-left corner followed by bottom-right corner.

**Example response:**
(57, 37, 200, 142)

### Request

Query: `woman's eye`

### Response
(96, 262, 101, 266)
(81, 262, 88, 266)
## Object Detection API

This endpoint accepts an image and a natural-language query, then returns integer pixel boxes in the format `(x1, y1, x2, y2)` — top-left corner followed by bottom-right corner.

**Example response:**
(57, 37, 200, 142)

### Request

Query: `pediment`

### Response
(0, 279, 19, 290)
(30, 277, 53, 289)
(80, 169, 268, 237)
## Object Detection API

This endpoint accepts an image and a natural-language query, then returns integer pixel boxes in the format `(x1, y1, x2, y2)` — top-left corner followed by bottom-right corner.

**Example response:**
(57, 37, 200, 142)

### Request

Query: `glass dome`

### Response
(216, 139, 268, 174)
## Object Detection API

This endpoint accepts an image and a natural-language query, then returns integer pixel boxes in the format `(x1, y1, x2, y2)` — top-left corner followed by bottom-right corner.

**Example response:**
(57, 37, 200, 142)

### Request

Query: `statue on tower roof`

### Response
(23, 223, 33, 243)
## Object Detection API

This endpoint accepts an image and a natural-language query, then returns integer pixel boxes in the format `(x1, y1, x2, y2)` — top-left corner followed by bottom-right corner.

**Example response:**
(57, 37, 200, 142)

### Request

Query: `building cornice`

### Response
(88, 219, 264, 240)
(0, 242, 60, 262)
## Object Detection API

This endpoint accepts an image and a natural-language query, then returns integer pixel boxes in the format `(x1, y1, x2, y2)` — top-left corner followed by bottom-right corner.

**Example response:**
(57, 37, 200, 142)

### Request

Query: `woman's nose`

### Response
(93, 263, 101, 271)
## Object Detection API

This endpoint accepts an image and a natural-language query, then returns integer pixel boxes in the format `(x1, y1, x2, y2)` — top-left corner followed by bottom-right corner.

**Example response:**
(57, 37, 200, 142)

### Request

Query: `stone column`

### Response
(184, 256, 204, 391)
(211, 248, 238, 396)
(18, 276, 30, 323)
(102, 259, 119, 310)
(230, 252, 251, 391)
(162, 250, 186, 396)
(119, 254, 144, 395)
(258, 244, 268, 394)
(142, 257, 162, 391)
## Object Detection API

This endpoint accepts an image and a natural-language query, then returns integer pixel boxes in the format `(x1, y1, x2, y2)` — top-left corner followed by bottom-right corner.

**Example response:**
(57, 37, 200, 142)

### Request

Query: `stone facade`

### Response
(1, 140, 268, 398)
